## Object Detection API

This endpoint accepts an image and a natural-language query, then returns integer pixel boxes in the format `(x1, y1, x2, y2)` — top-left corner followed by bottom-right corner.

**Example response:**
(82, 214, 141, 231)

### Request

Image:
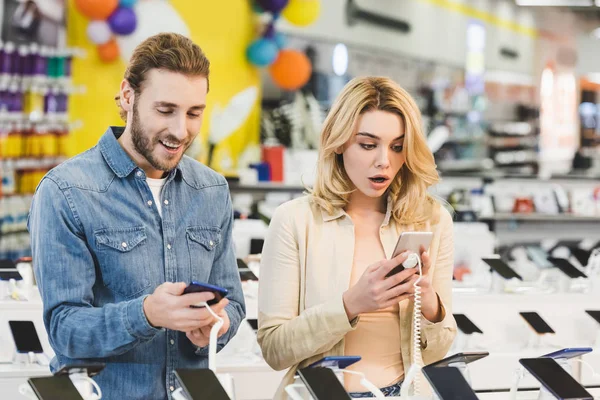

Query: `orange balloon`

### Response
(269, 50, 312, 91)
(74, 0, 118, 20)
(97, 38, 119, 63)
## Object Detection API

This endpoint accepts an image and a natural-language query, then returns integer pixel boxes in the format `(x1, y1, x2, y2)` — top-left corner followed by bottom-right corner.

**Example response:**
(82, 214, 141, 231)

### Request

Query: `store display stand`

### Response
(510, 359, 573, 400)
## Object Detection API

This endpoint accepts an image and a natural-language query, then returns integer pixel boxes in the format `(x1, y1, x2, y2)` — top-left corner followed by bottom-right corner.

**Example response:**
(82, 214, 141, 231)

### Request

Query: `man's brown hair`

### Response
(115, 32, 210, 121)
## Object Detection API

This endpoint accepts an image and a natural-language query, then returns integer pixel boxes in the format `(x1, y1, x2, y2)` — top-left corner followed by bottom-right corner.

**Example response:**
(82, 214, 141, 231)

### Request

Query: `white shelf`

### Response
(482, 213, 600, 222)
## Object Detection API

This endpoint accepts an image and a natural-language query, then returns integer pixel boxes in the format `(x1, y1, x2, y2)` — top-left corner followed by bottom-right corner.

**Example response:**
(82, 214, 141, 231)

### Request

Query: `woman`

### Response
(257, 77, 456, 398)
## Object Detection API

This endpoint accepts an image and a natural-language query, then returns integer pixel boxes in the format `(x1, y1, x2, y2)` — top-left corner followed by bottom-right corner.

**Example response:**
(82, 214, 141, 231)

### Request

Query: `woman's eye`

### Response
(360, 144, 376, 150)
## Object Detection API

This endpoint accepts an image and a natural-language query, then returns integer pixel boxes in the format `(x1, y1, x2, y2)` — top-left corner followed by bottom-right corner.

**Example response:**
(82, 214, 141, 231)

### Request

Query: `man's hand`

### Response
(186, 301, 231, 348)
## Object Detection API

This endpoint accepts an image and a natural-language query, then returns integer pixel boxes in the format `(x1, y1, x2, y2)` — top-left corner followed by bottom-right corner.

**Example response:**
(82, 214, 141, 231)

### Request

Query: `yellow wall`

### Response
(66, 0, 261, 170)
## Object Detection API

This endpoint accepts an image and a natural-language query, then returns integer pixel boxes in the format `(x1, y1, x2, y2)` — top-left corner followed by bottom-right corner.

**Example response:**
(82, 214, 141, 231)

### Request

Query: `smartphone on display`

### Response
(386, 232, 433, 277)
(519, 358, 592, 400)
(427, 352, 489, 368)
(183, 282, 228, 306)
(308, 356, 361, 369)
(422, 366, 479, 400)
(297, 367, 351, 400)
(0, 269, 23, 280)
(174, 369, 231, 400)
(9, 320, 44, 353)
(542, 348, 593, 360)
(481, 258, 523, 281)
(585, 310, 600, 325)
(28, 375, 84, 400)
(519, 312, 555, 334)
(0, 259, 16, 269)
(54, 363, 106, 377)
(525, 246, 554, 269)
(547, 257, 587, 279)
(453, 314, 483, 335)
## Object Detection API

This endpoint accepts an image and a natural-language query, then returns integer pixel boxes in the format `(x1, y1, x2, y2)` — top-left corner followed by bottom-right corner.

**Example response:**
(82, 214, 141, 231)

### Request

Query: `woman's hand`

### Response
(416, 250, 444, 323)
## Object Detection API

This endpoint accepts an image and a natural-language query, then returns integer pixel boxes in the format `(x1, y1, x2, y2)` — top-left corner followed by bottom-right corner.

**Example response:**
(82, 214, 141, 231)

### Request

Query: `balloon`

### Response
(274, 32, 287, 49)
(255, 0, 289, 13)
(252, 1, 264, 13)
(282, 0, 321, 26)
(86, 21, 112, 45)
(119, 0, 138, 7)
(246, 38, 278, 67)
(98, 38, 120, 63)
(74, 0, 118, 20)
(269, 49, 312, 91)
(108, 7, 137, 35)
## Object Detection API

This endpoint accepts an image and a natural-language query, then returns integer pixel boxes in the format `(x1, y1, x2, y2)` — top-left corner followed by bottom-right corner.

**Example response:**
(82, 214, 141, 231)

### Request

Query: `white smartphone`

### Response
(386, 232, 433, 277)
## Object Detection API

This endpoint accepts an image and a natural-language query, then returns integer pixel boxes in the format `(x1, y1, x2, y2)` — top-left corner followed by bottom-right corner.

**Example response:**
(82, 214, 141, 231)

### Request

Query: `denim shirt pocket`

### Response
(94, 226, 151, 299)
(186, 226, 221, 282)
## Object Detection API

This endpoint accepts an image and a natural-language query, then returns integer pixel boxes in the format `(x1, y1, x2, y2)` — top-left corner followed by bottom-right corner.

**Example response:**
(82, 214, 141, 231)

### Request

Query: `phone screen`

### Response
(174, 369, 230, 400)
(422, 366, 479, 400)
(481, 258, 523, 280)
(298, 367, 352, 400)
(519, 312, 555, 334)
(428, 352, 489, 368)
(519, 358, 592, 400)
(28, 376, 84, 400)
(9, 320, 44, 353)
(453, 314, 483, 335)
(547, 257, 587, 279)
(585, 310, 600, 325)
(183, 282, 228, 306)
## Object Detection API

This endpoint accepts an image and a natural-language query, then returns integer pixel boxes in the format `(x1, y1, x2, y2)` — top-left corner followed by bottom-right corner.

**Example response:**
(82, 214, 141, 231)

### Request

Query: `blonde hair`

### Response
(114, 32, 210, 121)
(310, 76, 440, 225)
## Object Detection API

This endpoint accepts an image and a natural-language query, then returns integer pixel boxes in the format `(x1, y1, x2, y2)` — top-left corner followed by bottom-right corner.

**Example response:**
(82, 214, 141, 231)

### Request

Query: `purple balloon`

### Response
(256, 0, 289, 13)
(108, 7, 137, 36)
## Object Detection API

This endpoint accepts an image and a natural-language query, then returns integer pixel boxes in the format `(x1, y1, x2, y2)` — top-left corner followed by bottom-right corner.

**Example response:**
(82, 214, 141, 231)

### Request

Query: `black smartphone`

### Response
(0, 259, 16, 269)
(174, 369, 231, 400)
(427, 352, 489, 368)
(246, 319, 258, 331)
(9, 320, 44, 353)
(183, 281, 228, 306)
(297, 367, 352, 400)
(239, 270, 258, 281)
(422, 366, 479, 400)
(453, 314, 483, 335)
(28, 375, 84, 400)
(481, 258, 523, 280)
(249, 238, 264, 255)
(519, 358, 592, 400)
(547, 257, 587, 279)
(570, 248, 592, 267)
(585, 310, 600, 325)
(0, 269, 23, 280)
(236, 258, 248, 269)
(519, 312, 555, 334)
(54, 363, 106, 377)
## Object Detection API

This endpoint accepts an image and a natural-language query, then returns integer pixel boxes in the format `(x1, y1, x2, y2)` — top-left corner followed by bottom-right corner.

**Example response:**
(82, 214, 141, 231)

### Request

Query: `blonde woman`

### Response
(257, 77, 456, 398)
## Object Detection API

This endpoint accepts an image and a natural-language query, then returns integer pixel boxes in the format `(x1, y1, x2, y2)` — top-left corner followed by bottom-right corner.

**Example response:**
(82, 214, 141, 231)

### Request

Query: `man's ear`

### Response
(119, 80, 135, 112)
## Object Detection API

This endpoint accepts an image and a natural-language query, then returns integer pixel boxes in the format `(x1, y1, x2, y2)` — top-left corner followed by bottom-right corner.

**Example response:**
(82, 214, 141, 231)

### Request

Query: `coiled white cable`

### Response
(399, 252, 423, 399)
(196, 301, 224, 373)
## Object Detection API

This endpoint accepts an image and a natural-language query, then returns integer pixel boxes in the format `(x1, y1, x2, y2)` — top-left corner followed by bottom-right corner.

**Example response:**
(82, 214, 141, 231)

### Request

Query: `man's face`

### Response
(128, 69, 208, 176)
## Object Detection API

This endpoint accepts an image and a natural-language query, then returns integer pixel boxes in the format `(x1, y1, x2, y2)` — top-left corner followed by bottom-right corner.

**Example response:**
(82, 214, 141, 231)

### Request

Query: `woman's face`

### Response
(341, 110, 406, 199)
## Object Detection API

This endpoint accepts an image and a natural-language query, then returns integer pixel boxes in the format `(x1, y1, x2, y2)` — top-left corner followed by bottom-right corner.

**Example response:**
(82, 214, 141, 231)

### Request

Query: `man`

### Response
(27, 33, 245, 400)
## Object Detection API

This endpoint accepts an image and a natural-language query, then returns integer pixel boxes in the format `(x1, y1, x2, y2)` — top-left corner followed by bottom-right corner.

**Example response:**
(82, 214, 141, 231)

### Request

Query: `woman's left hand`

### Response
(416, 249, 444, 323)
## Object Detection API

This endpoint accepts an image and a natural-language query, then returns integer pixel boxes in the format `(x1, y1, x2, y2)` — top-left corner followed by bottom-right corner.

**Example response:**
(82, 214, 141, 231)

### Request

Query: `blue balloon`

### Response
(274, 32, 287, 49)
(247, 38, 278, 66)
(108, 7, 137, 35)
(119, 0, 138, 7)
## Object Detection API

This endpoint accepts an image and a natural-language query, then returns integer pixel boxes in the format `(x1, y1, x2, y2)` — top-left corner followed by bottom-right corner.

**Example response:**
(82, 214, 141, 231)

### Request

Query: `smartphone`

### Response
(183, 282, 228, 306)
(547, 257, 587, 279)
(28, 375, 84, 400)
(585, 310, 600, 325)
(386, 232, 433, 277)
(525, 246, 554, 269)
(453, 314, 483, 335)
(542, 348, 593, 360)
(422, 366, 479, 400)
(571, 248, 592, 267)
(481, 258, 523, 281)
(0, 269, 23, 280)
(519, 312, 555, 334)
(519, 358, 592, 400)
(54, 363, 106, 377)
(174, 369, 230, 400)
(297, 367, 351, 400)
(246, 319, 258, 332)
(0, 259, 16, 269)
(308, 356, 361, 369)
(236, 258, 248, 269)
(427, 352, 489, 368)
(9, 320, 44, 353)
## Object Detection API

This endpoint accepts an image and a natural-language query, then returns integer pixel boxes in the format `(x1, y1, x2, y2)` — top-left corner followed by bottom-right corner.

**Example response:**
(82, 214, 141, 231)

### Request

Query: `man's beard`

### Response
(130, 103, 189, 172)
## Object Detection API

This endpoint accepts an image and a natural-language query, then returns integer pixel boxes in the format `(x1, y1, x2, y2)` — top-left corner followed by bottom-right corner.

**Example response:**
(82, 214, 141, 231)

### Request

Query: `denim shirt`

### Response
(27, 127, 246, 400)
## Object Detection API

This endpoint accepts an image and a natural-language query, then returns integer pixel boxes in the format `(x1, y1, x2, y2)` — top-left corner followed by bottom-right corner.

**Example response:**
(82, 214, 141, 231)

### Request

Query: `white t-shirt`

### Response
(146, 177, 167, 217)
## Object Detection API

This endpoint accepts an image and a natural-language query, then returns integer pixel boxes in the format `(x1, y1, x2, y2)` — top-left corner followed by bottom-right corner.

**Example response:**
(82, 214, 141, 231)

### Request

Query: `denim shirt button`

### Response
(121, 242, 127, 248)
(164, 199, 169, 205)
(209, 240, 214, 247)
(147, 200, 152, 206)
(170, 339, 174, 345)
(170, 386, 174, 392)
(167, 244, 172, 250)
(136, 171, 142, 177)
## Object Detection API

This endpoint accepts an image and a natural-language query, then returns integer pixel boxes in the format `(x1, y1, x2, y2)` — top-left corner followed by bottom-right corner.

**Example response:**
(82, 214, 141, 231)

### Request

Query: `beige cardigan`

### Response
(257, 195, 457, 399)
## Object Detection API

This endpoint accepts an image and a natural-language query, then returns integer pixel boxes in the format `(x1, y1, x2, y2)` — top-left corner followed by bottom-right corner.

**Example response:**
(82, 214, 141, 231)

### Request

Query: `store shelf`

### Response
(481, 213, 600, 222)
(228, 182, 307, 192)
